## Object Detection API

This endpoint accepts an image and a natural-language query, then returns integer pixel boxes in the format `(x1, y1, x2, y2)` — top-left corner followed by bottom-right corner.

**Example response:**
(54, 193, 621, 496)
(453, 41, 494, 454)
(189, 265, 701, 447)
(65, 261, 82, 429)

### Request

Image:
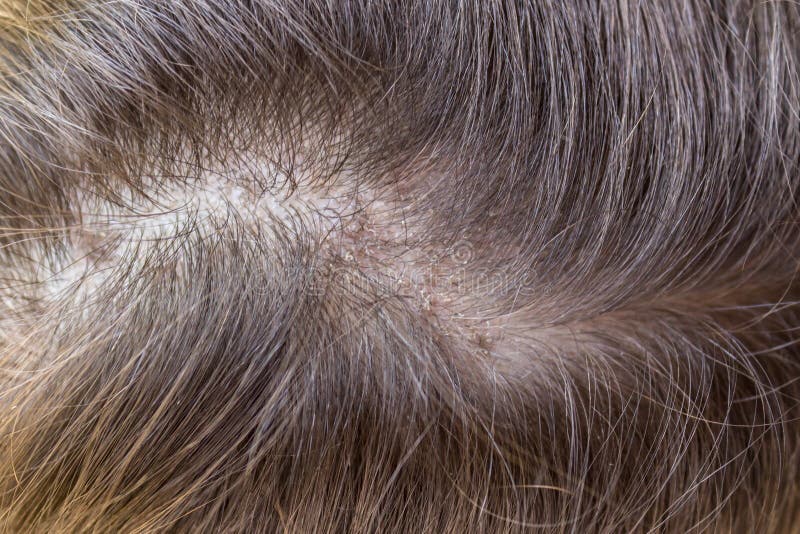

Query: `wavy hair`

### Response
(2, 1, 800, 531)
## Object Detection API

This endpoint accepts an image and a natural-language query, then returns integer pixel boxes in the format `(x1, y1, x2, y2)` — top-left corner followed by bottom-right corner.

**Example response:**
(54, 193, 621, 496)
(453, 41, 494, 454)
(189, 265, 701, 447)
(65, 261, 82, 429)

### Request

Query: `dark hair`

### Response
(2, 1, 800, 531)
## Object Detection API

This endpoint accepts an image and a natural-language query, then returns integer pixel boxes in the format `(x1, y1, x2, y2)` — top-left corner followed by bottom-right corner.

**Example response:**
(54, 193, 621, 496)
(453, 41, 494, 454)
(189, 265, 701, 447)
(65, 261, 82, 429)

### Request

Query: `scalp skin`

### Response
(2, 1, 800, 532)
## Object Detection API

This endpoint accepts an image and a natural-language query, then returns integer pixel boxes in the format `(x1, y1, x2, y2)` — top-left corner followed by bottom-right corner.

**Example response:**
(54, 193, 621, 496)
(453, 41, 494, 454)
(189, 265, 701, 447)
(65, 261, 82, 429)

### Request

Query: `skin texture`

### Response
(2, 1, 800, 531)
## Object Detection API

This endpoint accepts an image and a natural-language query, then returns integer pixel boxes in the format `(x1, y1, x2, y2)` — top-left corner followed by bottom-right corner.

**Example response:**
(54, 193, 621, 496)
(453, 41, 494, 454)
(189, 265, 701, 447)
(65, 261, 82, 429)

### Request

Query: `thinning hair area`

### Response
(2, 0, 800, 531)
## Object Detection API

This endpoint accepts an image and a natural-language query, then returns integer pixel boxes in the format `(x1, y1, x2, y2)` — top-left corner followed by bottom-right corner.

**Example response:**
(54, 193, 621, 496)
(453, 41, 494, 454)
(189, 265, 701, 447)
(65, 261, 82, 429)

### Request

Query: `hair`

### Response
(1, 0, 800, 531)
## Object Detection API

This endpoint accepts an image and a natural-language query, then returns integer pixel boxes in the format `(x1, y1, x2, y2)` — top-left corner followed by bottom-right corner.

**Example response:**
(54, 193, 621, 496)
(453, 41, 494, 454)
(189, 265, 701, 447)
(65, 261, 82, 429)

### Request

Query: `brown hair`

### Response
(2, 0, 800, 531)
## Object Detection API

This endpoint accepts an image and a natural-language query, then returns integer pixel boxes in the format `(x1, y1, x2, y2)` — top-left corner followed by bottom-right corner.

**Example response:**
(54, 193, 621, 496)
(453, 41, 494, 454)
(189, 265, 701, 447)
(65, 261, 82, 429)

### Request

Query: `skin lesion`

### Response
(42, 148, 512, 365)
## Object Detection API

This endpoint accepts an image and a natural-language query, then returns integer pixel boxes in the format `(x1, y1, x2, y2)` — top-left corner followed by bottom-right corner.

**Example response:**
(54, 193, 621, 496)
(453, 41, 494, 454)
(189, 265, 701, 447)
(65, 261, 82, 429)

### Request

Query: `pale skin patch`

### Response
(1, 153, 539, 367)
